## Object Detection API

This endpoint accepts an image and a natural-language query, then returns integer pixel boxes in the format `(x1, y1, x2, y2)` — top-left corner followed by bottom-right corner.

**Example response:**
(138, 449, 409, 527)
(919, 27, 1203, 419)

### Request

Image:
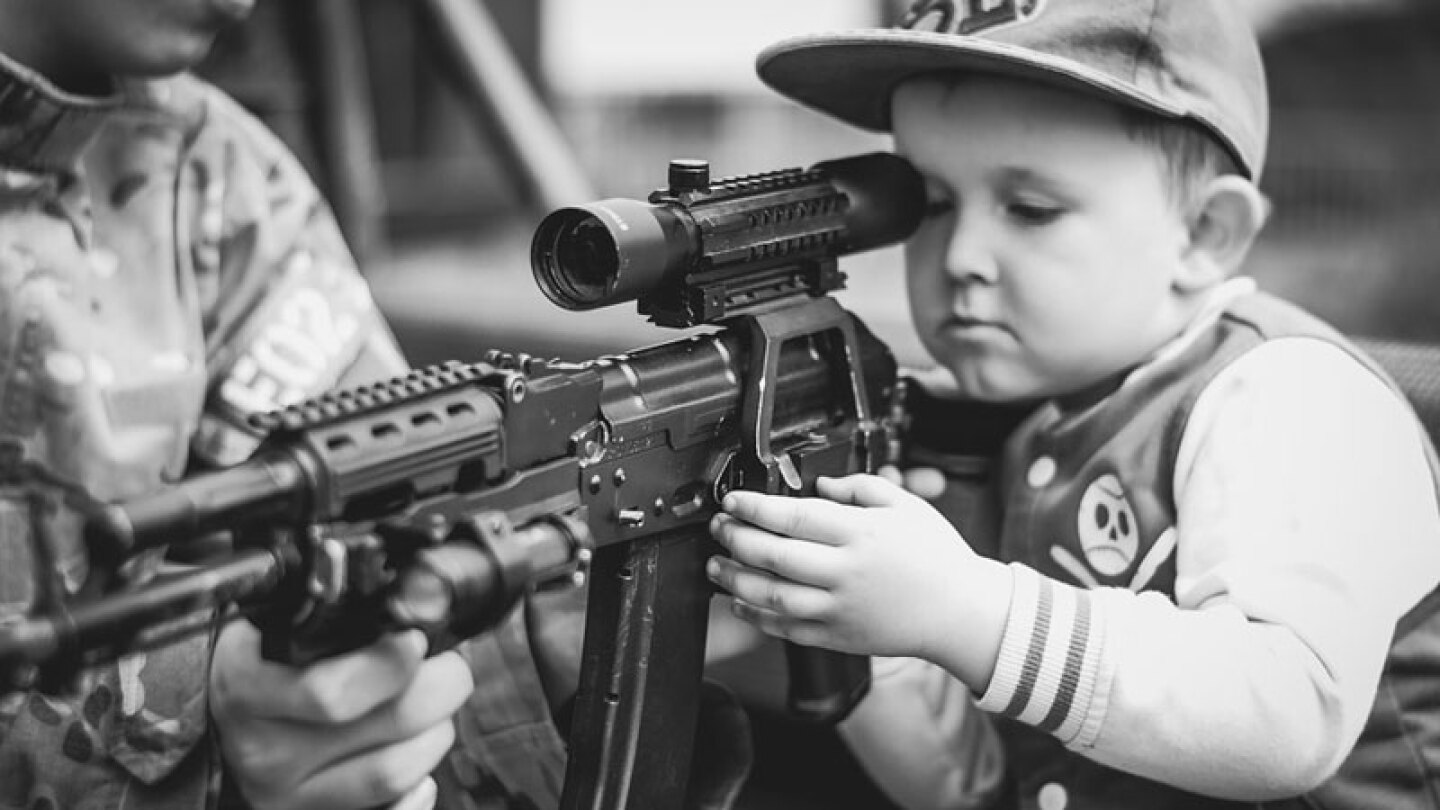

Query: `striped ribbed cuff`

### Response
(977, 564, 1107, 746)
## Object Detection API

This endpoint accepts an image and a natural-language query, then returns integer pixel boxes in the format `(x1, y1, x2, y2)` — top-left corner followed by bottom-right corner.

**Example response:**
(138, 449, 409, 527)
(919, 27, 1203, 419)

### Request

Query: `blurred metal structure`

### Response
(201, 0, 594, 262)
(421, 0, 594, 211)
(312, 0, 388, 262)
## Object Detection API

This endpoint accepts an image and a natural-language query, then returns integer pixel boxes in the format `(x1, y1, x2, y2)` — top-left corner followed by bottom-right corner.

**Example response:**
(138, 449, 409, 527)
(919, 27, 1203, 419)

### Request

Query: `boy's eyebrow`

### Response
(913, 165, 1073, 216)
(991, 165, 1082, 200)
(992, 165, 1065, 191)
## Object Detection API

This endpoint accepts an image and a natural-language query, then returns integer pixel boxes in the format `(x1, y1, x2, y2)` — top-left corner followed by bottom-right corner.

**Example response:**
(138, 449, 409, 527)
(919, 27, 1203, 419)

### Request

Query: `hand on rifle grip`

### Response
(211, 622, 473, 810)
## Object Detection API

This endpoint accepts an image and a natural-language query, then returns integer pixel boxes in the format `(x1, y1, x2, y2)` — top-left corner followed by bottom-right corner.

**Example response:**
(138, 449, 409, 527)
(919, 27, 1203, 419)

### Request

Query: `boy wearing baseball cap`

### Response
(707, 1, 1440, 807)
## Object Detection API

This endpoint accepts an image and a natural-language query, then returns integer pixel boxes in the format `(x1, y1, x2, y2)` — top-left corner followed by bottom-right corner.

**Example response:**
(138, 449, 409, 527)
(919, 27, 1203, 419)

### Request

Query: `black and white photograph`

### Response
(2, 1, 1439, 808)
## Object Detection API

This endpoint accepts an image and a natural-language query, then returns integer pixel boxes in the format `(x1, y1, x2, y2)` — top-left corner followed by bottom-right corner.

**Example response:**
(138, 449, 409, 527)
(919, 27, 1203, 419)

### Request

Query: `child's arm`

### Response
(712, 339, 1440, 801)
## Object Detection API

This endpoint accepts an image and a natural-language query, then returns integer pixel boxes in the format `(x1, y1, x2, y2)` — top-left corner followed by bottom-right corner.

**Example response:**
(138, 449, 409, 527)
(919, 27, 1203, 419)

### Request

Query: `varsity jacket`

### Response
(977, 287, 1440, 809)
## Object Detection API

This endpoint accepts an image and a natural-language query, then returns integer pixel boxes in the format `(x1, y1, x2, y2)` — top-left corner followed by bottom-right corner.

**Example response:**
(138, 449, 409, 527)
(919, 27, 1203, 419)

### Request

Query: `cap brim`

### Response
(757, 29, 1188, 132)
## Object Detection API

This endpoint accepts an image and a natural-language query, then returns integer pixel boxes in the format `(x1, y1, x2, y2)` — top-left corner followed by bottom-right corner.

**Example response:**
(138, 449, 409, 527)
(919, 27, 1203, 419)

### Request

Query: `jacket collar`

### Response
(0, 51, 120, 175)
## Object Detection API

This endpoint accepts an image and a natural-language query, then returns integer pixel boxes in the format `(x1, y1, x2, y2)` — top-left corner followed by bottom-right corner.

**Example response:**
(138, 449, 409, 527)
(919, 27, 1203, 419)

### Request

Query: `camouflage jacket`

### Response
(0, 52, 566, 809)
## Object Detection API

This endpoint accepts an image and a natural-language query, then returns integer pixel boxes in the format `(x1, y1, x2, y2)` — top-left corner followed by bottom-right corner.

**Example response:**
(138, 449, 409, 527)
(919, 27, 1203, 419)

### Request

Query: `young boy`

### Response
(0, 2, 567, 808)
(708, 1, 1440, 807)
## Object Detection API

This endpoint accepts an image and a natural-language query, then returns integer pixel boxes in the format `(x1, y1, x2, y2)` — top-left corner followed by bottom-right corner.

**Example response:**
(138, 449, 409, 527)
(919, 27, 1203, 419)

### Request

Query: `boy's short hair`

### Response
(755, 0, 1268, 181)
(1121, 108, 1243, 209)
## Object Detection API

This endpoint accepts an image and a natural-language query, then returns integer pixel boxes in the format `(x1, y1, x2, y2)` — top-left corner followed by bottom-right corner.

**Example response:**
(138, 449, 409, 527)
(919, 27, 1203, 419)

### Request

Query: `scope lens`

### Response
(554, 215, 619, 299)
(532, 198, 686, 313)
(532, 209, 619, 309)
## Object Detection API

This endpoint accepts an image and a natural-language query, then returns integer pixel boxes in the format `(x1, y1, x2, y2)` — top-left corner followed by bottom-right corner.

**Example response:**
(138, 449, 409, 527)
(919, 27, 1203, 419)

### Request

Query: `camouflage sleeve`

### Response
(0, 73, 413, 810)
(176, 78, 569, 809)
(180, 76, 407, 468)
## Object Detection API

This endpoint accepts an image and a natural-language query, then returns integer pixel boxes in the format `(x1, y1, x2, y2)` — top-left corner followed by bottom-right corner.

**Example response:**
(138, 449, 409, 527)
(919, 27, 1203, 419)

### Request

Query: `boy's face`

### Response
(0, 0, 253, 90)
(894, 75, 1194, 402)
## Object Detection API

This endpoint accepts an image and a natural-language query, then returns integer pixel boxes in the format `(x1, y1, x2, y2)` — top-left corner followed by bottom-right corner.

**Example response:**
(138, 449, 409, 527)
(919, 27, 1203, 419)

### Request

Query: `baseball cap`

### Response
(756, 0, 1269, 180)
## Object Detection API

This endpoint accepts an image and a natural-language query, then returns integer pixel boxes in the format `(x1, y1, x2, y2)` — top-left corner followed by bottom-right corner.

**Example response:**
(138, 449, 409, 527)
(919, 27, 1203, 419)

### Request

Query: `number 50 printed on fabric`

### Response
(215, 250, 373, 417)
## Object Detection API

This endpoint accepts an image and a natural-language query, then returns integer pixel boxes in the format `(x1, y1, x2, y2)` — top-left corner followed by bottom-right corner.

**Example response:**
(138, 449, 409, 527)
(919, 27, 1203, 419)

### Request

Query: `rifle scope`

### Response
(530, 152, 926, 327)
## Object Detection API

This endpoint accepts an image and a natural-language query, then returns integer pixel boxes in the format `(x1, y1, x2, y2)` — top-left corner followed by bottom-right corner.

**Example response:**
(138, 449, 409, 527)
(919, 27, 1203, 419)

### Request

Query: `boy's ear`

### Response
(1176, 176, 1270, 293)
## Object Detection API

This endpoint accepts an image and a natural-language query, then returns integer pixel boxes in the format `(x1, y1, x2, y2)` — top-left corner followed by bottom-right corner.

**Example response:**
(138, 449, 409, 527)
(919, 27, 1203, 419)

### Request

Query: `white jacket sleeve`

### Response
(975, 337, 1440, 799)
(840, 655, 1007, 810)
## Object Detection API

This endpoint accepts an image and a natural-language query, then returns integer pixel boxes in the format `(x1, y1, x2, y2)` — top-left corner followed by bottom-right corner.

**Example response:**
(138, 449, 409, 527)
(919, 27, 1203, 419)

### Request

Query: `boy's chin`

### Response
(936, 363, 1042, 404)
(122, 37, 223, 77)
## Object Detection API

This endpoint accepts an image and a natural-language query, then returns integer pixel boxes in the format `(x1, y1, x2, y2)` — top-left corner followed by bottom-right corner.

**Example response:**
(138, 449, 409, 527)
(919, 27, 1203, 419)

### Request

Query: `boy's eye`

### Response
(1006, 201, 1064, 226)
(924, 195, 955, 219)
(922, 182, 955, 219)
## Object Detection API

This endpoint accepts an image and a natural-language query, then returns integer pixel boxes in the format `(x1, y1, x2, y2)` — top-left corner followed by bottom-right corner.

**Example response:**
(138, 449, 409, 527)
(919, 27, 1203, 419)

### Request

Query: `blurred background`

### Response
(193, 1, 1440, 806)
(196, 0, 1440, 372)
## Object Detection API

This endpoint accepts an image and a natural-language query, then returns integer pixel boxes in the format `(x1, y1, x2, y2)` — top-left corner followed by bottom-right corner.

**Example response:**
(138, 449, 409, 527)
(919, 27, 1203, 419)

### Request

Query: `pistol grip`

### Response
(783, 642, 870, 723)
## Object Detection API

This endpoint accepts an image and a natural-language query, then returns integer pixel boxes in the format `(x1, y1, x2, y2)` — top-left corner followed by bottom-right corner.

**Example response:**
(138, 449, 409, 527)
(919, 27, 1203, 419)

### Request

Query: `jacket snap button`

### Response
(1037, 781, 1068, 810)
(1027, 456, 1057, 488)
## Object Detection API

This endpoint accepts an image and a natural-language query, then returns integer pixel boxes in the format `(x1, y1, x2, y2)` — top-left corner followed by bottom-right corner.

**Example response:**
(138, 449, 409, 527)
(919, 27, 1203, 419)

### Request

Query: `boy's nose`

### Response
(943, 219, 999, 284)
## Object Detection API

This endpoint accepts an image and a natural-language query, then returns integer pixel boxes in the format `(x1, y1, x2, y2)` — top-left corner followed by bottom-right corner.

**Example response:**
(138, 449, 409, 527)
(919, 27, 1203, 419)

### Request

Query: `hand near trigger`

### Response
(708, 474, 1012, 691)
(706, 474, 974, 661)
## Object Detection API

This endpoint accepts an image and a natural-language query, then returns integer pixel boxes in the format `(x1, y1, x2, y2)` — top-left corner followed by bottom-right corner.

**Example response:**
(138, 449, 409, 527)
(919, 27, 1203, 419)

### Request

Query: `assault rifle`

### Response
(0, 151, 928, 808)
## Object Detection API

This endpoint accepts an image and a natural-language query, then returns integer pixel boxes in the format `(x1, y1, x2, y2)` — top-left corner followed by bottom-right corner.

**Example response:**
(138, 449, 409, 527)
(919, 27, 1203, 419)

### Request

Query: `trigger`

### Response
(776, 453, 803, 493)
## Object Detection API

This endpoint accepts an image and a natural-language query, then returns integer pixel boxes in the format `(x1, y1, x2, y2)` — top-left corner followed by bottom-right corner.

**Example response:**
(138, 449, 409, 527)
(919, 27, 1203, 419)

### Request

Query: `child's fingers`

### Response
(815, 473, 913, 508)
(706, 555, 833, 622)
(728, 598, 831, 649)
(902, 467, 948, 500)
(877, 465, 948, 499)
(709, 513, 842, 586)
(719, 490, 861, 545)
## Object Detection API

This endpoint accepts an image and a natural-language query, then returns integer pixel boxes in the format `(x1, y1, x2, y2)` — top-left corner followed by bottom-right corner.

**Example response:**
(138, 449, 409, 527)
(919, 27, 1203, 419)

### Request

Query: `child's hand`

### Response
(706, 473, 981, 663)
(210, 622, 473, 810)
(877, 463, 948, 500)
